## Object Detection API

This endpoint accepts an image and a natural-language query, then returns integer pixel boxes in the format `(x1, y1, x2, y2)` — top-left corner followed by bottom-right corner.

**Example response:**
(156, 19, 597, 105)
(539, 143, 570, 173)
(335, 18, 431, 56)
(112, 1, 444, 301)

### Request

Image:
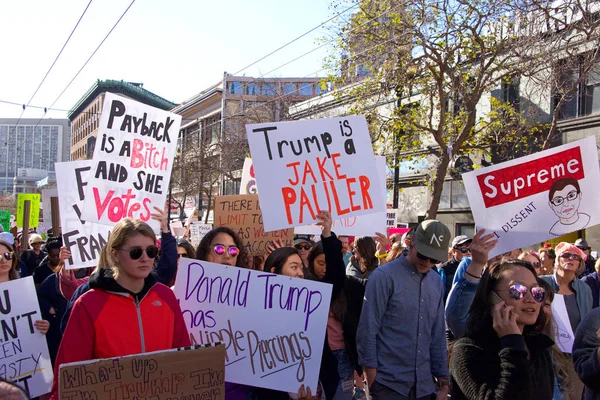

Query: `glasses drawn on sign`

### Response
(548, 178, 590, 236)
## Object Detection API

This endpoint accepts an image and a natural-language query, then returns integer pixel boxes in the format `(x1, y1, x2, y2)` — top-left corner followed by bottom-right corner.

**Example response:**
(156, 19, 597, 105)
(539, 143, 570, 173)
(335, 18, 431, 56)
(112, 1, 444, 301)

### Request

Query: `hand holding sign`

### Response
(150, 205, 168, 233)
(470, 229, 498, 266)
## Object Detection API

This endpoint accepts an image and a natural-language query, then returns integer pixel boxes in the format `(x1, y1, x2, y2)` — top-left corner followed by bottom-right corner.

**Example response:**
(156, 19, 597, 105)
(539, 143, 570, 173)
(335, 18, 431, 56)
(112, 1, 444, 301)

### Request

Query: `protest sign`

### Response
(388, 227, 410, 238)
(41, 188, 58, 229)
(59, 345, 225, 400)
(386, 209, 398, 229)
(16, 194, 40, 228)
(239, 157, 258, 194)
(551, 294, 575, 353)
(171, 220, 186, 237)
(190, 222, 212, 247)
(0, 210, 10, 232)
(247, 116, 384, 231)
(56, 161, 112, 269)
(295, 156, 387, 236)
(174, 259, 332, 394)
(463, 137, 600, 258)
(214, 194, 293, 256)
(80, 93, 181, 231)
(0, 277, 53, 397)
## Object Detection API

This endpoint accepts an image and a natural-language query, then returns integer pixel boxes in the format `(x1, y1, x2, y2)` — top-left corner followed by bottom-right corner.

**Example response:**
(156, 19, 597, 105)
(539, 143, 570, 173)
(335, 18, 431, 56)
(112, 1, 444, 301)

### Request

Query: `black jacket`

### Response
(450, 332, 554, 400)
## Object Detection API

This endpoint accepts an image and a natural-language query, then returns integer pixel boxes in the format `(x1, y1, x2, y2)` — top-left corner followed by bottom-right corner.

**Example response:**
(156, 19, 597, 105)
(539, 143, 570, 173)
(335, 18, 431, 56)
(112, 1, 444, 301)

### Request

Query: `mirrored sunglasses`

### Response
(496, 284, 545, 303)
(0, 252, 14, 262)
(458, 247, 471, 254)
(119, 246, 159, 260)
(213, 244, 239, 257)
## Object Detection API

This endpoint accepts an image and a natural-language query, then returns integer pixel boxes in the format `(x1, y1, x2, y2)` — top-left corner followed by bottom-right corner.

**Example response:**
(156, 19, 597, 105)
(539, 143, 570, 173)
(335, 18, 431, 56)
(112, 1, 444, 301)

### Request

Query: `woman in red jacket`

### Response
(50, 218, 190, 399)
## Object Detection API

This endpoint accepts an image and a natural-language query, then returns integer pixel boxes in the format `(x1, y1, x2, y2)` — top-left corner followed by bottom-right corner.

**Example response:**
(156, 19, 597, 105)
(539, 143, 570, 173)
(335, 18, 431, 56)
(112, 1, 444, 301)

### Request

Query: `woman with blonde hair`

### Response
(49, 218, 190, 400)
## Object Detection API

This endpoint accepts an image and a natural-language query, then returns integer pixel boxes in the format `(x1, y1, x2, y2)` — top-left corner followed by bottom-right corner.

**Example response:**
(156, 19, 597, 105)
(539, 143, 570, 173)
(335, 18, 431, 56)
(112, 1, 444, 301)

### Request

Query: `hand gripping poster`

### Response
(246, 116, 384, 232)
(463, 137, 600, 258)
(80, 93, 181, 232)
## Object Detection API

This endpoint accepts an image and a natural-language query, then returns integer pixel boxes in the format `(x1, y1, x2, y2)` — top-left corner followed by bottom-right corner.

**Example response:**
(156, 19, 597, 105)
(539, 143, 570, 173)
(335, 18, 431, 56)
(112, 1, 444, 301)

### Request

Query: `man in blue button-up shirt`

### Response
(357, 220, 452, 400)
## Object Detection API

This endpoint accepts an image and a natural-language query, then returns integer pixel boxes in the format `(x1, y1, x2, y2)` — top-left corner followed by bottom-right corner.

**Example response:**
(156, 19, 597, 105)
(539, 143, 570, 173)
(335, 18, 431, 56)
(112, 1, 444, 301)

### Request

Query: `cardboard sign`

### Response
(174, 260, 332, 394)
(56, 161, 112, 270)
(0, 277, 53, 397)
(41, 188, 58, 229)
(214, 194, 294, 256)
(551, 294, 575, 353)
(294, 156, 387, 236)
(247, 116, 384, 231)
(16, 194, 40, 228)
(0, 210, 10, 232)
(59, 345, 225, 400)
(386, 209, 398, 229)
(190, 223, 212, 247)
(80, 93, 181, 231)
(463, 137, 600, 257)
(239, 157, 258, 194)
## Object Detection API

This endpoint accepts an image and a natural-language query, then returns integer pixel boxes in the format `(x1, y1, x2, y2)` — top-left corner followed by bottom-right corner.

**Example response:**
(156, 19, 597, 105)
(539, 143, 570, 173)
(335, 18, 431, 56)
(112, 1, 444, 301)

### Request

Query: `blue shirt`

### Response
(452, 257, 472, 286)
(357, 254, 449, 397)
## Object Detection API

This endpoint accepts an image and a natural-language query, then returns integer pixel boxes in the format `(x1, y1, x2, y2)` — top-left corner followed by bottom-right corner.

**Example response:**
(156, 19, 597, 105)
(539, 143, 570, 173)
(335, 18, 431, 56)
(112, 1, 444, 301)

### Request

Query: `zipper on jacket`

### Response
(134, 298, 146, 353)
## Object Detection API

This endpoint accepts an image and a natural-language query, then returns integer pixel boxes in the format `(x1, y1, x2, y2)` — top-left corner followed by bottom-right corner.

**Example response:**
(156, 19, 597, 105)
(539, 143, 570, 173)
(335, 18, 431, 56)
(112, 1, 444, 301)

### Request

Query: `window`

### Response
(456, 223, 475, 238)
(283, 83, 297, 96)
(299, 83, 313, 96)
(229, 82, 243, 95)
(262, 83, 275, 96)
(501, 76, 520, 109)
(439, 181, 470, 209)
(554, 57, 600, 119)
(246, 83, 259, 96)
(222, 179, 240, 196)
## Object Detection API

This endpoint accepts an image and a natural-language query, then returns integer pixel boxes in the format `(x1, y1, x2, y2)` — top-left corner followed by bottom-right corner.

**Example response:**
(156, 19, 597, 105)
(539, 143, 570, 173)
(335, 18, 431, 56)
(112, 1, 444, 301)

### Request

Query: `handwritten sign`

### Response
(551, 294, 575, 353)
(56, 161, 112, 270)
(190, 223, 212, 247)
(173, 259, 332, 393)
(80, 93, 181, 231)
(386, 209, 398, 229)
(295, 156, 387, 236)
(247, 116, 384, 231)
(59, 345, 225, 400)
(463, 137, 600, 257)
(16, 194, 40, 228)
(0, 277, 53, 397)
(214, 194, 293, 256)
(239, 157, 257, 194)
(0, 210, 10, 232)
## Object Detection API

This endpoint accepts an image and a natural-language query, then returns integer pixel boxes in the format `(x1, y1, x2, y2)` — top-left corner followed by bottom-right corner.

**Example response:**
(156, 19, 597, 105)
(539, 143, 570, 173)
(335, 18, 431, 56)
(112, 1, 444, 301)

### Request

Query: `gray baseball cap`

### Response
(414, 220, 451, 262)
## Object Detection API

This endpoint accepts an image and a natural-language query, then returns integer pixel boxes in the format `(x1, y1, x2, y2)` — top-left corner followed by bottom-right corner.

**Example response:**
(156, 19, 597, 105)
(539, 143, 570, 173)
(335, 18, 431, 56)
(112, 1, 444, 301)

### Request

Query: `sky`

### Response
(0, 0, 354, 120)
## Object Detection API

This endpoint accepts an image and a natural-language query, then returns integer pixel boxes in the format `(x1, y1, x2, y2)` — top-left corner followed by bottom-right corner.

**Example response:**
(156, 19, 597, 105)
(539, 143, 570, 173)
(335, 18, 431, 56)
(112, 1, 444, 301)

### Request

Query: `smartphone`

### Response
(490, 291, 504, 305)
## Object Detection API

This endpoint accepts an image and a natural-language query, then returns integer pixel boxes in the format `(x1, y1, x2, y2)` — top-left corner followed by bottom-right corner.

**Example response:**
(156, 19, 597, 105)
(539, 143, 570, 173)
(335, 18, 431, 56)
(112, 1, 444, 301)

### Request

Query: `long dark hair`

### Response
(196, 227, 249, 268)
(465, 259, 546, 338)
(308, 241, 347, 321)
(354, 236, 378, 272)
(265, 247, 299, 275)
(176, 238, 195, 258)
(0, 241, 19, 281)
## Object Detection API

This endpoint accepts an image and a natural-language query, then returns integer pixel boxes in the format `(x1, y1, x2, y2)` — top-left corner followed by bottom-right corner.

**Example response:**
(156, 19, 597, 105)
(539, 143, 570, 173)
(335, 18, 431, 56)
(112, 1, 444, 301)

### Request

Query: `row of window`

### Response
(228, 82, 321, 97)
(72, 100, 101, 146)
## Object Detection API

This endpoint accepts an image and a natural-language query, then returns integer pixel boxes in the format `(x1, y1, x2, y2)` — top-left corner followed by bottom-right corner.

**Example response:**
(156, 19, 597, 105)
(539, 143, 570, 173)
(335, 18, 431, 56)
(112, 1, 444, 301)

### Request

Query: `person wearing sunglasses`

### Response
(49, 218, 190, 400)
(575, 238, 596, 277)
(518, 250, 542, 276)
(293, 234, 314, 275)
(451, 259, 554, 399)
(548, 178, 590, 237)
(358, 220, 452, 400)
(438, 235, 472, 305)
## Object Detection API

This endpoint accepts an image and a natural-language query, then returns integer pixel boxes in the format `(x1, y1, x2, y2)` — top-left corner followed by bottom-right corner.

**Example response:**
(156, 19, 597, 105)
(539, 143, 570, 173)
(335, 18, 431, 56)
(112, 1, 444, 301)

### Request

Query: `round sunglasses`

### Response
(495, 284, 546, 303)
(0, 252, 14, 262)
(213, 244, 239, 257)
(119, 245, 159, 260)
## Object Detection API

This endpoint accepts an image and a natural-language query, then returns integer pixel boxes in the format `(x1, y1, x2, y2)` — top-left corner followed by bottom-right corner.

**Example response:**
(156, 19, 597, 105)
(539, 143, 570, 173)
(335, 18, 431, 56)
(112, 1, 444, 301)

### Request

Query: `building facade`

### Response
(68, 80, 176, 161)
(0, 118, 69, 194)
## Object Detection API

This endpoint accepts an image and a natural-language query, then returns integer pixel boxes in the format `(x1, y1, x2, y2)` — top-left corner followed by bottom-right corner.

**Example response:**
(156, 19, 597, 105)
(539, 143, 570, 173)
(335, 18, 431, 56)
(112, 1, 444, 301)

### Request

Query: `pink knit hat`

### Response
(554, 242, 587, 261)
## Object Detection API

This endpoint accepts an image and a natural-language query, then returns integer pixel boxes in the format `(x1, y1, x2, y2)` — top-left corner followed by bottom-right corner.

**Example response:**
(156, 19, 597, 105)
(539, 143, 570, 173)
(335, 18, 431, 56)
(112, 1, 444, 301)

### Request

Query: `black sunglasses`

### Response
(295, 244, 312, 251)
(457, 247, 471, 254)
(417, 252, 440, 264)
(0, 252, 14, 262)
(119, 246, 159, 260)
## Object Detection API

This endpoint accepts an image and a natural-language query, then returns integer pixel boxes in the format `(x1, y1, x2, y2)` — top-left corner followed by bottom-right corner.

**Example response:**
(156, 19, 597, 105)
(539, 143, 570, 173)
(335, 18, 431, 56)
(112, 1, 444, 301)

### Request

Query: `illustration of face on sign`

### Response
(548, 177, 590, 236)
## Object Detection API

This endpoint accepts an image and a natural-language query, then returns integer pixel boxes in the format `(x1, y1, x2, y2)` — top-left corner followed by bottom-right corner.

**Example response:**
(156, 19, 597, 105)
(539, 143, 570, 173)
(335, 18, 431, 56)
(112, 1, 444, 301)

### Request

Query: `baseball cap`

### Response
(452, 235, 472, 248)
(293, 234, 314, 247)
(0, 232, 14, 245)
(574, 238, 590, 249)
(29, 234, 45, 245)
(413, 220, 451, 262)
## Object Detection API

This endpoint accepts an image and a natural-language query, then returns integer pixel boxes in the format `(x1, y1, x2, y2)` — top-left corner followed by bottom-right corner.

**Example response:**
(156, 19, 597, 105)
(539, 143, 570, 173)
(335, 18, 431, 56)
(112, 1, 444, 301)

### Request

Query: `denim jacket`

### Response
(445, 275, 479, 339)
(540, 273, 593, 325)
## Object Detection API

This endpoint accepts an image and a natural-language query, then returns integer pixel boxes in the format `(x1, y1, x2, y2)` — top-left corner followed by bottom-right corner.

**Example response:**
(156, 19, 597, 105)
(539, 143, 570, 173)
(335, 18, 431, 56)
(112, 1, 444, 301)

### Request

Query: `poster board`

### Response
(56, 161, 112, 269)
(80, 93, 181, 231)
(214, 194, 293, 256)
(190, 222, 212, 247)
(247, 116, 384, 231)
(551, 294, 575, 353)
(463, 137, 600, 258)
(59, 345, 225, 400)
(173, 259, 332, 393)
(386, 209, 398, 229)
(16, 193, 40, 228)
(0, 276, 53, 397)
(294, 156, 387, 236)
(239, 157, 257, 194)
(41, 188, 58, 229)
(0, 210, 10, 232)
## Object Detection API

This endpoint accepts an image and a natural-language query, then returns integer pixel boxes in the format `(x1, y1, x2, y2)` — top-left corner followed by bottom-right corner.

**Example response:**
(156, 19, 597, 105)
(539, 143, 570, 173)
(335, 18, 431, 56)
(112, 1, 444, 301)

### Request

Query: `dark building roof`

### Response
(67, 80, 176, 120)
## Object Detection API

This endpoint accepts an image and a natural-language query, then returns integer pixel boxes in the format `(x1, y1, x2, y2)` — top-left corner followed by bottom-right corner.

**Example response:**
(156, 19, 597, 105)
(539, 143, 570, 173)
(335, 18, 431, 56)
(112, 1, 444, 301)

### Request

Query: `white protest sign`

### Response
(551, 294, 575, 353)
(41, 188, 58, 230)
(239, 157, 258, 194)
(247, 116, 384, 231)
(80, 93, 181, 231)
(295, 156, 387, 236)
(190, 222, 212, 247)
(463, 137, 600, 258)
(171, 220, 186, 237)
(56, 161, 112, 270)
(173, 259, 332, 394)
(0, 277, 53, 397)
(386, 209, 398, 229)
